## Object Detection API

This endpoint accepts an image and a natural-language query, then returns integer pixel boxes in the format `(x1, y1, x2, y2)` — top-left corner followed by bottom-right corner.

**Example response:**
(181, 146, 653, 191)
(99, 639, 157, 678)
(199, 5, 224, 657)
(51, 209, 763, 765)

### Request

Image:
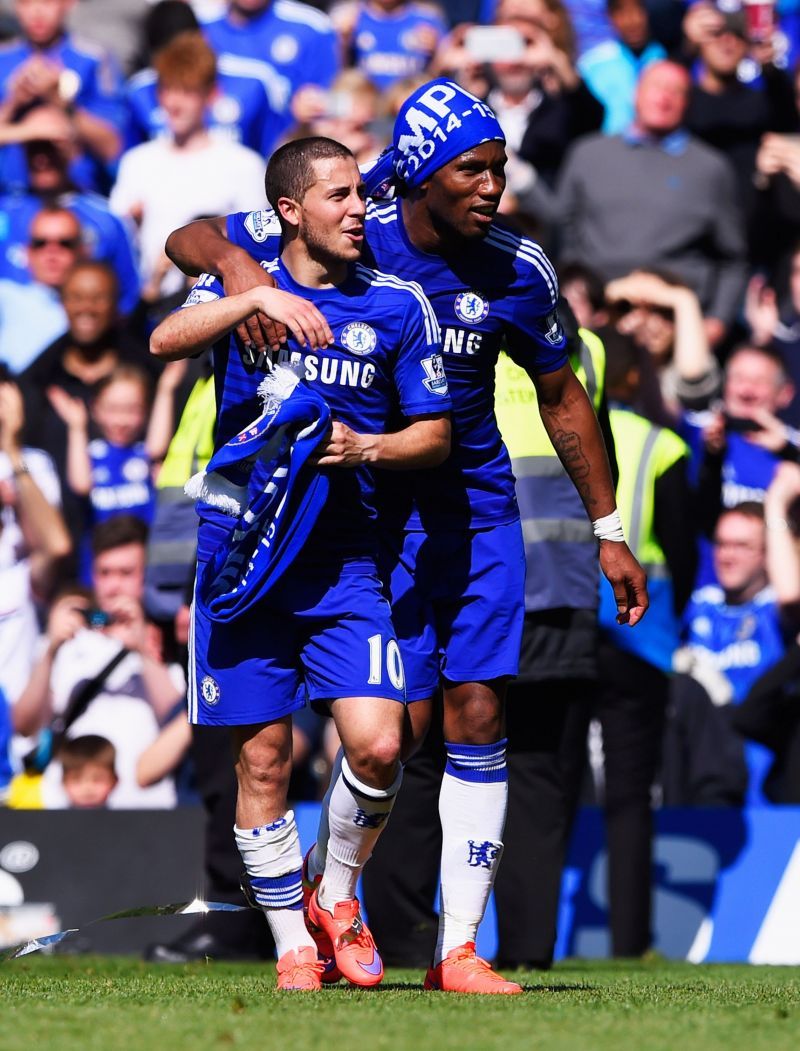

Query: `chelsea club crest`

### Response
(454, 290, 489, 325)
(341, 322, 377, 356)
(200, 676, 221, 707)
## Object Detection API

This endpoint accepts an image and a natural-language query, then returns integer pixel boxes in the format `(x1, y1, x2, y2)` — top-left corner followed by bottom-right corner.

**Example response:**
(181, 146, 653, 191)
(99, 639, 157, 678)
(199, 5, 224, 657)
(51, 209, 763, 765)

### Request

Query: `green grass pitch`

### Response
(2, 957, 799, 1051)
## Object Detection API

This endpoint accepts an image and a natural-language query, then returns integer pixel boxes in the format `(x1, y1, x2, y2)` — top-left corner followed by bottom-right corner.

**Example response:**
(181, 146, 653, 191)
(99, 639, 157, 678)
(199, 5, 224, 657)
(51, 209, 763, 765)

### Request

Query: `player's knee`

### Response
(347, 732, 402, 789)
(447, 693, 503, 744)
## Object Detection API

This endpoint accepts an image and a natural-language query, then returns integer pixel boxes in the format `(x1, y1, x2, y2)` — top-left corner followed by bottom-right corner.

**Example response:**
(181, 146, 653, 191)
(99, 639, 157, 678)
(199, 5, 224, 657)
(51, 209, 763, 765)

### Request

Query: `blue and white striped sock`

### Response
(435, 739, 508, 966)
(234, 810, 316, 958)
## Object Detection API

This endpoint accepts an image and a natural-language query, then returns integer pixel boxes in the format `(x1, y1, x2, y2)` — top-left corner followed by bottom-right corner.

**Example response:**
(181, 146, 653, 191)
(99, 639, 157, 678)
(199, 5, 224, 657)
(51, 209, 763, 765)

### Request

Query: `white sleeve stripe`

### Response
(486, 228, 558, 301)
(485, 229, 558, 306)
(486, 226, 558, 287)
(355, 264, 439, 346)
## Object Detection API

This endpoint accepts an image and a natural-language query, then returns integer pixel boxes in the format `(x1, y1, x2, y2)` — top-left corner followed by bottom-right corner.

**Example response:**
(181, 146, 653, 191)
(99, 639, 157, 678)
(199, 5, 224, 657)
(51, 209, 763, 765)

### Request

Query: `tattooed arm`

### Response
(533, 363, 649, 625)
(535, 363, 616, 518)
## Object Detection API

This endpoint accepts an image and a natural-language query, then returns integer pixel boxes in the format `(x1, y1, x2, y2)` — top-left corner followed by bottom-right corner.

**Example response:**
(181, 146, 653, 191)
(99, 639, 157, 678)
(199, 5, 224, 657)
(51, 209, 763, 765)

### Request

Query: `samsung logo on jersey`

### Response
(239, 345, 375, 389)
(443, 327, 483, 356)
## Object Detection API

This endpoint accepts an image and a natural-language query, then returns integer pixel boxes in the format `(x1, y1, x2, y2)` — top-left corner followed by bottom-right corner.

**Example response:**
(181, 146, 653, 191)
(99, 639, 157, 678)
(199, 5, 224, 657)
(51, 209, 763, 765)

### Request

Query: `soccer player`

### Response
(150, 136, 451, 991)
(165, 79, 648, 994)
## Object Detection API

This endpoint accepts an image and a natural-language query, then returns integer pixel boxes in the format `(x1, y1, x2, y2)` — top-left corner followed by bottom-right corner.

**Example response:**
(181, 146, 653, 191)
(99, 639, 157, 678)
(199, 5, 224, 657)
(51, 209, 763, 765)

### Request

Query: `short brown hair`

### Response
(91, 514, 148, 559)
(59, 735, 117, 776)
(154, 30, 216, 92)
(265, 136, 354, 214)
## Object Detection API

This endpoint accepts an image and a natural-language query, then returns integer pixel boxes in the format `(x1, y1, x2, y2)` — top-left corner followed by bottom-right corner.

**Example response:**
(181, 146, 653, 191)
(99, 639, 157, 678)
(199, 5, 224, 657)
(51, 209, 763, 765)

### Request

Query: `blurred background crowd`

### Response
(1, 0, 800, 844)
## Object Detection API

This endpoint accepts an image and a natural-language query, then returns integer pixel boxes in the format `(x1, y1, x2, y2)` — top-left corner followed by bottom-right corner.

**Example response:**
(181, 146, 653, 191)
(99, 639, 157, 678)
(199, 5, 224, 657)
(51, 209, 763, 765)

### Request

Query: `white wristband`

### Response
(592, 509, 625, 543)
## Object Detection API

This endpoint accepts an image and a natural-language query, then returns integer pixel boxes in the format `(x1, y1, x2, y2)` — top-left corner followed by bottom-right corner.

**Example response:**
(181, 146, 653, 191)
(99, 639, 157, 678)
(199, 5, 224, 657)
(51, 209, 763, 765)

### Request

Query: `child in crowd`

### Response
(60, 735, 119, 809)
(47, 363, 183, 528)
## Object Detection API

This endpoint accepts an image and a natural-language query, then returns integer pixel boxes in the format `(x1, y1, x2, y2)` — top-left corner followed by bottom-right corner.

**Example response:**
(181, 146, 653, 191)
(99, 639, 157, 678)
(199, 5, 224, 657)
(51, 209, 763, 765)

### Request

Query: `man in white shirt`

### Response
(109, 31, 264, 300)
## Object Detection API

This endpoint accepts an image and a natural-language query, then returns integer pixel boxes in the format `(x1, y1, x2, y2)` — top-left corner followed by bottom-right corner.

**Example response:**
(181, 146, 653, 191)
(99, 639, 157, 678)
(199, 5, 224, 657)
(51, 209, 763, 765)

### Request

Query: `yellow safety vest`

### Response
(599, 407, 690, 671)
(495, 328, 606, 612)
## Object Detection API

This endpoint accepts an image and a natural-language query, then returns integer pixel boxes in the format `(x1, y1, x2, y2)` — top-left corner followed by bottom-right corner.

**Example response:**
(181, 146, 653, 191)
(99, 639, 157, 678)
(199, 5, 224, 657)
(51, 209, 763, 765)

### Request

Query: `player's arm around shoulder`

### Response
(150, 276, 333, 361)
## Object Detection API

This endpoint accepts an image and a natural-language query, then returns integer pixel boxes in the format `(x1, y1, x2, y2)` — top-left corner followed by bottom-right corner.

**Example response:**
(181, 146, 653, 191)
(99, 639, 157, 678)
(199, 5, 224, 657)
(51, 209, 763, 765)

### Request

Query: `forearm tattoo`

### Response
(549, 428, 598, 511)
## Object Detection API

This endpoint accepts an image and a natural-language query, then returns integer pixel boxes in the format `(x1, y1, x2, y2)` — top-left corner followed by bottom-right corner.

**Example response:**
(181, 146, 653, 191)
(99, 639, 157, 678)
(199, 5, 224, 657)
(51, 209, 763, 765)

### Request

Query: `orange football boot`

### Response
(302, 847, 342, 984)
(306, 888, 384, 987)
(424, 943, 523, 995)
(276, 946, 324, 991)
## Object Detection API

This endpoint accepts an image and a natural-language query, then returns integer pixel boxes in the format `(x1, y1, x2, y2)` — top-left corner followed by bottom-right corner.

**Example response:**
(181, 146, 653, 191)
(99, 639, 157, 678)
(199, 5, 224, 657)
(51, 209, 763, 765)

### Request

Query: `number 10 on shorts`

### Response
(367, 634, 406, 690)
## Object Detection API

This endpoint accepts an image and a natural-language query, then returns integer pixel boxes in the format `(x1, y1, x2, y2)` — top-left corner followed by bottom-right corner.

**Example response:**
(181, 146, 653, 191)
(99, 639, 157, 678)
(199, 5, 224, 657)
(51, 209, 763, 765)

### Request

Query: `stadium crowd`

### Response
(2, 0, 800, 964)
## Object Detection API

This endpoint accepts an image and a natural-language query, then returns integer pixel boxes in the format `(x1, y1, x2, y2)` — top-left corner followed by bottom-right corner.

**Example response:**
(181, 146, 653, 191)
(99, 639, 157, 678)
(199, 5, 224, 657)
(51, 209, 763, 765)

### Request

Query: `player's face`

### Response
(93, 379, 148, 447)
(423, 141, 507, 241)
(62, 268, 118, 345)
(713, 513, 767, 597)
(92, 542, 146, 608)
(15, 0, 71, 46)
(296, 156, 366, 264)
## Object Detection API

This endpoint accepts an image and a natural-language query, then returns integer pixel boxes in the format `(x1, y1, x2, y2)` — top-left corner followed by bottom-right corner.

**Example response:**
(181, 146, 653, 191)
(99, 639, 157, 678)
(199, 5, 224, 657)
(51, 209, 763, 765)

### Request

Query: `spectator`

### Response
(286, 69, 388, 165)
(671, 498, 799, 804)
(683, 4, 797, 262)
(109, 31, 265, 302)
(0, 104, 140, 313)
(0, 0, 123, 194)
(745, 243, 800, 427)
(577, 0, 666, 134)
(0, 204, 81, 373)
(500, 5, 604, 189)
(732, 466, 800, 804)
(547, 60, 748, 345)
(605, 268, 721, 427)
(684, 343, 797, 524)
(12, 514, 183, 808)
(125, 12, 285, 157)
(559, 259, 608, 329)
(46, 361, 183, 577)
(0, 377, 71, 710)
(331, 0, 447, 92)
(201, 0, 337, 131)
(59, 733, 118, 808)
(18, 261, 155, 553)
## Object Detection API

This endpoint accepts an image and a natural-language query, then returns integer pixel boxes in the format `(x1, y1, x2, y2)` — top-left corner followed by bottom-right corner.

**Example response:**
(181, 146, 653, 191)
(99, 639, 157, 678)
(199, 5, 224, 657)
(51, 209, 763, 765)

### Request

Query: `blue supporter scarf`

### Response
(186, 366, 331, 622)
(361, 77, 505, 197)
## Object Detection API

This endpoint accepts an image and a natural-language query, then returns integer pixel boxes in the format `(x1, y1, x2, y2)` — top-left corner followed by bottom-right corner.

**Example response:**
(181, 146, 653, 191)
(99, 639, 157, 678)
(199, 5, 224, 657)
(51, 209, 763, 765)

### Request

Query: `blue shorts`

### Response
(189, 557, 406, 726)
(380, 521, 526, 701)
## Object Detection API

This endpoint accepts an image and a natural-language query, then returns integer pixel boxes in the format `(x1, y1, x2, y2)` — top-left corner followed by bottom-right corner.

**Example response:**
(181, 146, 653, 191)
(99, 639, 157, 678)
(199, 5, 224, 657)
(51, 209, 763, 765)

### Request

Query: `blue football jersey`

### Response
(202, 0, 338, 97)
(350, 4, 446, 91)
(0, 36, 123, 194)
(88, 439, 155, 525)
(227, 201, 568, 529)
(683, 584, 786, 703)
(183, 257, 448, 558)
(124, 65, 286, 156)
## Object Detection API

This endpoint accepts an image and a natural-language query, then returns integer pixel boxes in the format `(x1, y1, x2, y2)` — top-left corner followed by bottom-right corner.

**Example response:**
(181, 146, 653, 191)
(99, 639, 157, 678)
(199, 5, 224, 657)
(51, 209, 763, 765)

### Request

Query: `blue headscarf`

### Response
(362, 78, 505, 197)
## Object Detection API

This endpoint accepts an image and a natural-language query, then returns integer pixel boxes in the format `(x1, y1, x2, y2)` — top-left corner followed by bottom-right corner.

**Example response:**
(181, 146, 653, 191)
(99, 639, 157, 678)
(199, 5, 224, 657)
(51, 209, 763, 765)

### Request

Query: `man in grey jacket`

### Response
(534, 61, 747, 348)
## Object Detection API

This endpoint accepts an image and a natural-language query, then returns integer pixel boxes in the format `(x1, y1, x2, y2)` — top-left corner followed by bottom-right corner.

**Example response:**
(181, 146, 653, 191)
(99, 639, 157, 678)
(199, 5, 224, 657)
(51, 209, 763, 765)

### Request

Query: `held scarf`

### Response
(186, 365, 331, 623)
